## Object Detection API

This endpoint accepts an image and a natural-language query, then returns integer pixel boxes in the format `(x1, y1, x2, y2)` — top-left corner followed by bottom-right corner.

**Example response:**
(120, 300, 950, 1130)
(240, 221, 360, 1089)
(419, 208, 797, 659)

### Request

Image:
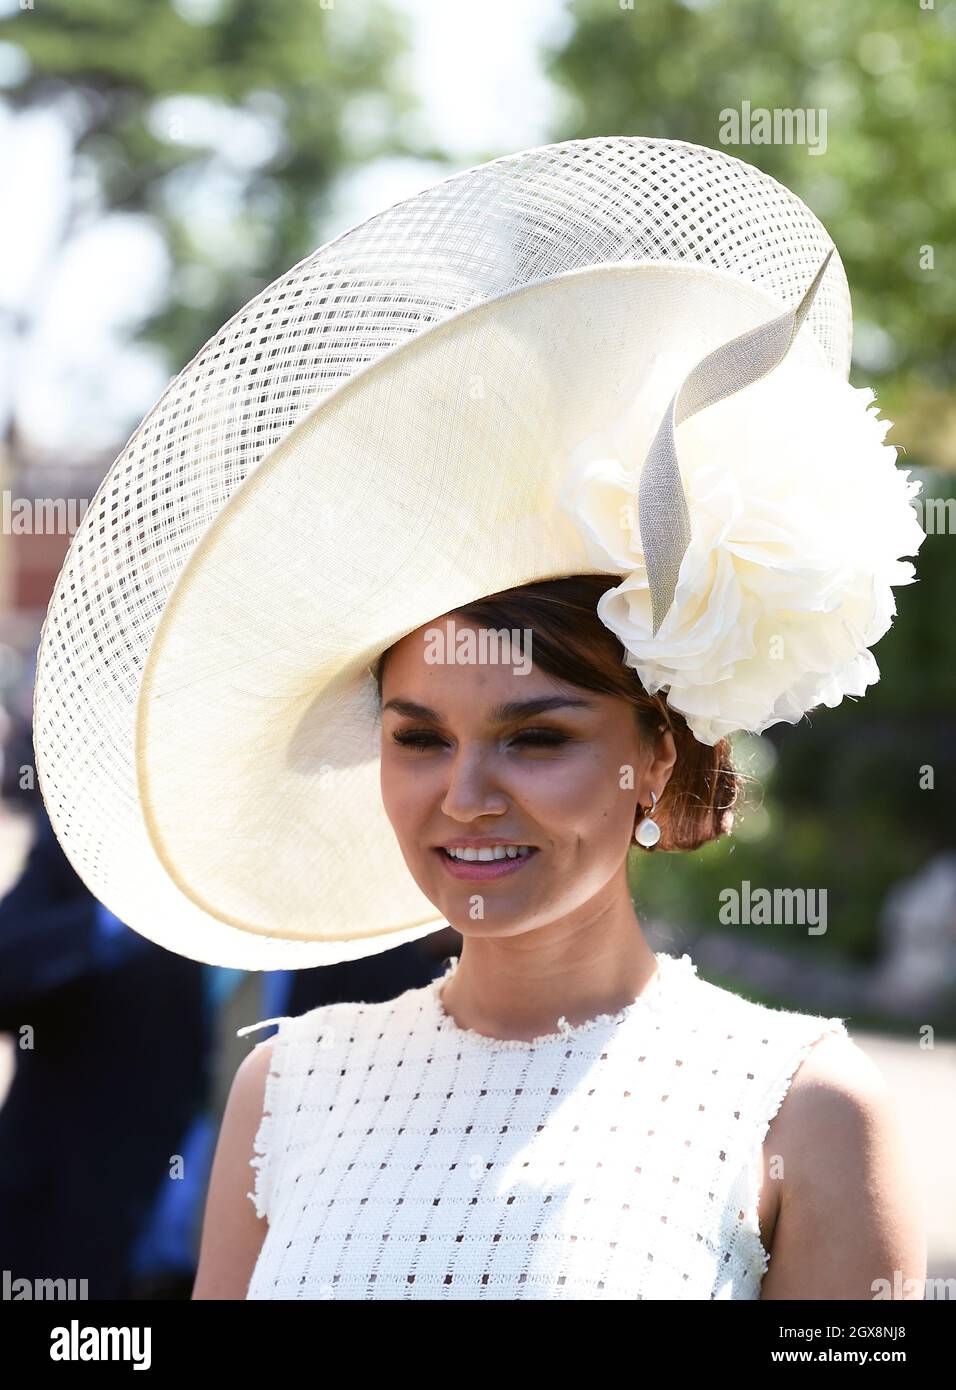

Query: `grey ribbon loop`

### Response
(638, 248, 835, 637)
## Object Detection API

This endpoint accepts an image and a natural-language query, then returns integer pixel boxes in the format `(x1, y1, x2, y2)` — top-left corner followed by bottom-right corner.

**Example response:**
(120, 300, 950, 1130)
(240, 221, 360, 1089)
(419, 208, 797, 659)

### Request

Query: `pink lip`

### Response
(433, 846, 540, 881)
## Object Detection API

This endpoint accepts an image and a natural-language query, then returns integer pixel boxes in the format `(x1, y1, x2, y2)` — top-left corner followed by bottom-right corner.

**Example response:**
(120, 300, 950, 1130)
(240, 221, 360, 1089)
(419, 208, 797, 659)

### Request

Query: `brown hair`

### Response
(371, 574, 738, 853)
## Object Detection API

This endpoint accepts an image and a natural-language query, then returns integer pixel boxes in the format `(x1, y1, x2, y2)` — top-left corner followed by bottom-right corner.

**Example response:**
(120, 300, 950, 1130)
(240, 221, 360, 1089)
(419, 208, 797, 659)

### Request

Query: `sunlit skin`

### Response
(379, 615, 677, 1043)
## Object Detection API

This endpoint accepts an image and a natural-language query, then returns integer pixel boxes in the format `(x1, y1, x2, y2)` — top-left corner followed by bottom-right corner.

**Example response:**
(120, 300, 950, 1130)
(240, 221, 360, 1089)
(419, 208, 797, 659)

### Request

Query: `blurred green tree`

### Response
(0, 0, 421, 370)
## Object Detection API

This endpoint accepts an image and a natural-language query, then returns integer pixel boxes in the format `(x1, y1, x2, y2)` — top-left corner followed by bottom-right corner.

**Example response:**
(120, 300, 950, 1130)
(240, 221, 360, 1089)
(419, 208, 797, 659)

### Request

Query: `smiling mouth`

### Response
(433, 846, 540, 880)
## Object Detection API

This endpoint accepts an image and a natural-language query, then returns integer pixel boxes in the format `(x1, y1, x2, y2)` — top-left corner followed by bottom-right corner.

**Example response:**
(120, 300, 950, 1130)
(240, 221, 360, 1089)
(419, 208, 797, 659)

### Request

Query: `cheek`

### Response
(380, 754, 440, 837)
(515, 750, 634, 830)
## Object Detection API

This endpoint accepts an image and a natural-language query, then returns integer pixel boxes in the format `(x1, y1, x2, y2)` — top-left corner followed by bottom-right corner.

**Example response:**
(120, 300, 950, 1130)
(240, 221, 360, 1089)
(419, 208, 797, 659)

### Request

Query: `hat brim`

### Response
(135, 260, 829, 962)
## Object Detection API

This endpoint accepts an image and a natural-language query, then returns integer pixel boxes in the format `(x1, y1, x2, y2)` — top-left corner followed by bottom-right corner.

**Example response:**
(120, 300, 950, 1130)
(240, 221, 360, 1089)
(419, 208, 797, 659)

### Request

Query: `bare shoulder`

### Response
(773, 1030, 888, 1137)
(760, 1030, 927, 1300)
(191, 1039, 274, 1300)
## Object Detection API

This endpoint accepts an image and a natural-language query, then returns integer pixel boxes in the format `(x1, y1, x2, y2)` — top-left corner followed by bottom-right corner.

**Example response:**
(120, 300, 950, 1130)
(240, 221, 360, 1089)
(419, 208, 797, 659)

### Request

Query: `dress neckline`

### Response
(426, 949, 697, 1051)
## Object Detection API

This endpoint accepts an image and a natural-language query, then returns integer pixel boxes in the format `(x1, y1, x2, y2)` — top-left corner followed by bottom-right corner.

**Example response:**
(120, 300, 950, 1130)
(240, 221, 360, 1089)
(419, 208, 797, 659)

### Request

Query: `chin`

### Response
(442, 904, 544, 939)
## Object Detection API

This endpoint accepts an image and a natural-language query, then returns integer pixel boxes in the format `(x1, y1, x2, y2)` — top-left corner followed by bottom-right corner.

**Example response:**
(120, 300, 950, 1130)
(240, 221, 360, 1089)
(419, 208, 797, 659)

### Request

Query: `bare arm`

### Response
(760, 1033, 927, 1300)
(191, 1039, 273, 1300)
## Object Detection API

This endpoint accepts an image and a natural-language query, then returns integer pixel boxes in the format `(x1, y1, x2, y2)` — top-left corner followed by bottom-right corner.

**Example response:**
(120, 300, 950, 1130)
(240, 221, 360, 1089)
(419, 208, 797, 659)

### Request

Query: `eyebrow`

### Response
(382, 695, 597, 724)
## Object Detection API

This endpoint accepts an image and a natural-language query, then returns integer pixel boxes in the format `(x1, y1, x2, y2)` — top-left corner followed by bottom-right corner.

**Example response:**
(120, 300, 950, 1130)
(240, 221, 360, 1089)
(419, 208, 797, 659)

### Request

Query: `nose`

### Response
(440, 740, 509, 823)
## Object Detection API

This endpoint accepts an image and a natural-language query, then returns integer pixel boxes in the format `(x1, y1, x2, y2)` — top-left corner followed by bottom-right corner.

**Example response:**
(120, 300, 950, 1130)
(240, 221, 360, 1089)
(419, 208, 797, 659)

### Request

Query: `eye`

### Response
(390, 730, 443, 751)
(510, 730, 570, 749)
(391, 729, 570, 752)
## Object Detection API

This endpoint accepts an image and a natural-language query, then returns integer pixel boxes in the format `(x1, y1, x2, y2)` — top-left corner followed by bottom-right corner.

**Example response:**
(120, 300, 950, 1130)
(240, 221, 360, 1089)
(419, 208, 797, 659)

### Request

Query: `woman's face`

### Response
(380, 615, 670, 937)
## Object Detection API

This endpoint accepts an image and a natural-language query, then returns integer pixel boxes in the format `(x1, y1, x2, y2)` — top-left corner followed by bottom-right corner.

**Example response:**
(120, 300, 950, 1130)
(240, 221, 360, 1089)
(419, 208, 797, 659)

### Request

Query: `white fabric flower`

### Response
(558, 354, 926, 745)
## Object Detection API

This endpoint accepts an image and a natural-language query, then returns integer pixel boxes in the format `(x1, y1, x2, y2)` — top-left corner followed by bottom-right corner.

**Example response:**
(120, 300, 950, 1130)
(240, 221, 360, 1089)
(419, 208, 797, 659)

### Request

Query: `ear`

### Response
(644, 726, 677, 800)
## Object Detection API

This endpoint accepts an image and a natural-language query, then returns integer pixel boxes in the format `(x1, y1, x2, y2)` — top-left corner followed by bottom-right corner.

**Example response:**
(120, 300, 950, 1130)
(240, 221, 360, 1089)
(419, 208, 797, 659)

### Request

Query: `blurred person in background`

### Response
(0, 792, 209, 1298)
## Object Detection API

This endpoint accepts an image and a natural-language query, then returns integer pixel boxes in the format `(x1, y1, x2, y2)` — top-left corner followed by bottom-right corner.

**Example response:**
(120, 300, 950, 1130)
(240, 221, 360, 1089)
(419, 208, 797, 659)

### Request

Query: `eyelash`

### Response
(391, 729, 570, 752)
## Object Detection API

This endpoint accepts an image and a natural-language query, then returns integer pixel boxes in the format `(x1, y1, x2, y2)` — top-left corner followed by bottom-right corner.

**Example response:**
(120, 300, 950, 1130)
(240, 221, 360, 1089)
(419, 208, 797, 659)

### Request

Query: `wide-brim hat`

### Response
(32, 136, 924, 969)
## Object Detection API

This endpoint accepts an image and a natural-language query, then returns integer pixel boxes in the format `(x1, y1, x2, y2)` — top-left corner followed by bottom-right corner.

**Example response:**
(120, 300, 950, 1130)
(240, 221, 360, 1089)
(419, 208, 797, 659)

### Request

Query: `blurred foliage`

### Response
(548, 0, 956, 402)
(0, 0, 421, 369)
(545, 0, 956, 961)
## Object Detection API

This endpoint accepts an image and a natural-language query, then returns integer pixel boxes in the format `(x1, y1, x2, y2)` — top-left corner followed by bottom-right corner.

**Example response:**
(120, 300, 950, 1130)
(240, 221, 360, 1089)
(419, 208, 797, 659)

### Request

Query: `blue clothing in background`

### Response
(127, 964, 247, 1284)
(0, 803, 208, 1299)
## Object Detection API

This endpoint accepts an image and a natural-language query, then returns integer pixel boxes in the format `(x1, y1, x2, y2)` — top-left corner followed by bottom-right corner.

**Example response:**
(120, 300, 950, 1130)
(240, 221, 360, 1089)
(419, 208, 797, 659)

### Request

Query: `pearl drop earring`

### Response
(634, 789, 661, 848)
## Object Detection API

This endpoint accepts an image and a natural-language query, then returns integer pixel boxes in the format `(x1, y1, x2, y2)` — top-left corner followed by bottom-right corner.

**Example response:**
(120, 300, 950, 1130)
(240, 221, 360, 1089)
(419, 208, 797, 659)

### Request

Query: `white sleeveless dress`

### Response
(241, 950, 848, 1300)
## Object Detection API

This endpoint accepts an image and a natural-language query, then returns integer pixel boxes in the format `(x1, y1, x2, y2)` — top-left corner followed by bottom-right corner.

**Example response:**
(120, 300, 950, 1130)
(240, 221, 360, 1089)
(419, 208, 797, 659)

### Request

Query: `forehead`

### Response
(381, 618, 607, 723)
(384, 617, 556, 691)
(385, 616, 518, 664)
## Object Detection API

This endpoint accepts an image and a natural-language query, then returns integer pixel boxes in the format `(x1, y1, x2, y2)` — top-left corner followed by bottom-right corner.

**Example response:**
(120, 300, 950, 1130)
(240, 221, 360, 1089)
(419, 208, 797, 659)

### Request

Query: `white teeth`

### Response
(445, 845, 534, 862)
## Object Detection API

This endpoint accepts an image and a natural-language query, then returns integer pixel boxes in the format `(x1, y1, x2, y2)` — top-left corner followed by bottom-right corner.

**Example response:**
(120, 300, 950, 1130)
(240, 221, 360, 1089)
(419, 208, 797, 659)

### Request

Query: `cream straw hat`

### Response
(32, 136, 925, 968)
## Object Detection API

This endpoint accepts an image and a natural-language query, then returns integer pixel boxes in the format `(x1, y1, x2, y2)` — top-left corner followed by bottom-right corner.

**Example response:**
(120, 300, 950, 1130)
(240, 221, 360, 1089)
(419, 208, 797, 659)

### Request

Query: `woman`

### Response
(31, 137, 928, 1300)
(190, 577, 924, 1300)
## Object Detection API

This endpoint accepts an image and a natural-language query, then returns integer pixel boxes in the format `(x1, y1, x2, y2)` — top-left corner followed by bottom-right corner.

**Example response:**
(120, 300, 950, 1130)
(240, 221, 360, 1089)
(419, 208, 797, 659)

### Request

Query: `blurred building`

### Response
(0, 430, 108, 648)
